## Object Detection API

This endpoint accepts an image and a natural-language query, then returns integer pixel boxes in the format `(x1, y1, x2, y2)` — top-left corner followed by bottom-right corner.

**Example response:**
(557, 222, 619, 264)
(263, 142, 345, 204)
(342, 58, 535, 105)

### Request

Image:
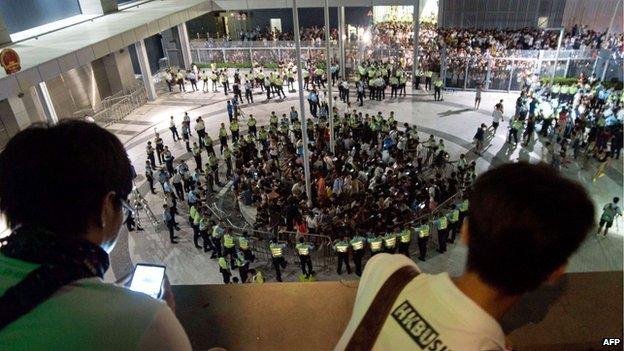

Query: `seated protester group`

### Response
(336, 163, 594, 350)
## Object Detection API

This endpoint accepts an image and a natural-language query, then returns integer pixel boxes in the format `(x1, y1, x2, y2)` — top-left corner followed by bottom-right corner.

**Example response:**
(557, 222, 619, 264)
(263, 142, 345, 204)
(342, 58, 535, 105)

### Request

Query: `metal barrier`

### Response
(73, 81, 147, 125)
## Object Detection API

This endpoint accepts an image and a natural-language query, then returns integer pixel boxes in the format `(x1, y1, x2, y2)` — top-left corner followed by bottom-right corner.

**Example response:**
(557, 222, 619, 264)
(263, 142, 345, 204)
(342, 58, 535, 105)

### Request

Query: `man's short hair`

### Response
(467, 163, 594, 295)
(0, 121, 132, 237)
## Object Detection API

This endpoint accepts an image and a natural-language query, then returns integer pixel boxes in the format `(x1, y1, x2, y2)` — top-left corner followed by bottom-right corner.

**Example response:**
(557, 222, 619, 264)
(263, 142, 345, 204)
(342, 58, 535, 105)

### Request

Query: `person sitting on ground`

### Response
(335, 162, 594, 350)
(0, 121, 192, 350)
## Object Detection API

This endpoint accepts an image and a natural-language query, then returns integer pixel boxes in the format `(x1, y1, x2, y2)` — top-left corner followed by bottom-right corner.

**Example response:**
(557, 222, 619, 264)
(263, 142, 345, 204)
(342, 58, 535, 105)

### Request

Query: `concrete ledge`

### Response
(172, 271, 622, 351)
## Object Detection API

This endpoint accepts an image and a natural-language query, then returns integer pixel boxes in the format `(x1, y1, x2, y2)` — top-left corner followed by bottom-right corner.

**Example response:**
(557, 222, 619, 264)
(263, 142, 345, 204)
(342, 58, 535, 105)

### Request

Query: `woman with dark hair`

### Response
(0, 121, 191, 350)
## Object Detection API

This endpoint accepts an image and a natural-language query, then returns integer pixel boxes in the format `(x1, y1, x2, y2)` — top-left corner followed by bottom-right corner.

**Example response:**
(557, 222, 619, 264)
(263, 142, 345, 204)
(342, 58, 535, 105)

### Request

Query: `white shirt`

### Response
(336, 254, 506, 351)
(492, 109, 503, 123)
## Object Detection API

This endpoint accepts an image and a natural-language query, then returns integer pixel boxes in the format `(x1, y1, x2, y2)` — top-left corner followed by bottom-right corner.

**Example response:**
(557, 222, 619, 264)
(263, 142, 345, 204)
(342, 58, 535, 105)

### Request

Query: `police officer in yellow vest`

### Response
(334, 235, 351, 275)
(234, 251, 249, 283)
(189, 204, 202, 249)
(350, 233, 366, 276)
(223, 145, 232, 178)
(269, 237, 287, 282)
(414, 68, 422, 89)
(447, 205, 461, 244)
(296, 237, 314, 279)
(425, 70, 433, 91)
(458, 198, 469, 225)
(199, 215, 215, 253)
(218, 123, 228, 154)
(237, 231, 255, 262)
(247, 114, 257, 137)
(433, 77, 444, 101)
(218, 256, 231, 284)
(417, 222, 430, 261)
(222, 228, 237, 265)
(210, 221, 225, 259)
(383, 230, 397, 254)
(435, 214, 449, 253)
(368, 233, 383, 256)
(202, 133, 214, 155)
(230, 119, 240, 143)
(398, 227, 412, 257)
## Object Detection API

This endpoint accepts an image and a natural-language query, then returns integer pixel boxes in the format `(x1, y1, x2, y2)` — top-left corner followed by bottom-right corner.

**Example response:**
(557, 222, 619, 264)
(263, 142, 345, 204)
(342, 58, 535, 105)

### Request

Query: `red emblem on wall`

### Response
(0, 48, 21, 75)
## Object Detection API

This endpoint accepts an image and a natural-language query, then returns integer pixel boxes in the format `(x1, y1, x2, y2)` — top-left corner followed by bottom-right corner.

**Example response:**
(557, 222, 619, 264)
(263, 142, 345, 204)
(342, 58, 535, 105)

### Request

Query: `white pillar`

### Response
(412, 0, 420, 86)
(338, 6, 346, 80)
(324, 0, 335, 153)
(35, 82, 58, 125)
(293, 0, 312, 203)
(177, 22, 193, 68)
(135, 40, 158, 101)
(6, 96, 31, 130)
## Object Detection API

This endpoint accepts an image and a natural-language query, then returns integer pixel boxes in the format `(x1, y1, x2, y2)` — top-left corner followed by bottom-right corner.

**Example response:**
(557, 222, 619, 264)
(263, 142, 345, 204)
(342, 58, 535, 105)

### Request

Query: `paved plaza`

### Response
(103, 81, 624, 285)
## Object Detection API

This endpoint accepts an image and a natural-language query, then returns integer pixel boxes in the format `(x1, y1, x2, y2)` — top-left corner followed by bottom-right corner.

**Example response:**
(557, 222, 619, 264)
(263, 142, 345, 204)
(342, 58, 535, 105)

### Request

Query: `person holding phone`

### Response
(0, 121, 191, 350)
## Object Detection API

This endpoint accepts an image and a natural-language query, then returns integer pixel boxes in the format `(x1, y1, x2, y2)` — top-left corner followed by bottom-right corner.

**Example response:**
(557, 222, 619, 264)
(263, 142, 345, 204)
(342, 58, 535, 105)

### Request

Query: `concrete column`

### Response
(177, 22, 193, 68)
(35, 82, 59, 125)
(78, 0, 118, 14)
(0, 14, 11, 46)
(412, 0, 420, 87)
(102, 48, 137, 94)
(293, 0, 312, 203)
(135, 40, 157, 101)
(338, 7, 346, 79)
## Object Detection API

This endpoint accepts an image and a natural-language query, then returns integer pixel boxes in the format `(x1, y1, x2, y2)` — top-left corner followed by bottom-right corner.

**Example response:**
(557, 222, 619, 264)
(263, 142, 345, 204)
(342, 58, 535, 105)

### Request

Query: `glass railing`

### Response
(185, 40, 622, 90)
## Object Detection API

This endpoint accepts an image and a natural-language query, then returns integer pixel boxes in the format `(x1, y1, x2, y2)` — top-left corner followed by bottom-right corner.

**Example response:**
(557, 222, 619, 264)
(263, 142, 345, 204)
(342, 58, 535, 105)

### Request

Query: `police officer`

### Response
(269, 237, 287, 282)
(223, 145, 233, 178)
(447, 205, 461, 244)
(350, 233, 366, 276)
(383, 230, 397, 254)
(162, 204, 179, 244)
(192, 142, 202, 171)
(230, 119, 240, 143)
(199, 215, 215, 253)
(218, 256, 231, 284)
(433, 77, 443, 101)
(334, 236, 351, 275)
(368, 233, 383, 256)
(145, 160, 156, 194)
(207, 154, 219, 186)
(189, 204, 201, 249)
(210, 221, 225, 259)
(398, 227, 412, 257)
(247, 114, 257, 137)
(237, 231, 255, 262)
(295, 237, 314, 279)
(202, 133, 214, 156)
(435, 214, 449, 253)
(154, 133, 164, 165)
(235, 250, 250, 283)
(417, 222, 430, 261)
(146, 141, 156, 168)
(218, 123, 228, 154)
(222, 228, 237, 265)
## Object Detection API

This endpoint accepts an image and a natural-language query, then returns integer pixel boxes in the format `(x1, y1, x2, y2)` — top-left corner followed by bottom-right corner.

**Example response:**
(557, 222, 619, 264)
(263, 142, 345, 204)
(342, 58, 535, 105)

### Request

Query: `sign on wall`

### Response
(0, 48, 21, 75)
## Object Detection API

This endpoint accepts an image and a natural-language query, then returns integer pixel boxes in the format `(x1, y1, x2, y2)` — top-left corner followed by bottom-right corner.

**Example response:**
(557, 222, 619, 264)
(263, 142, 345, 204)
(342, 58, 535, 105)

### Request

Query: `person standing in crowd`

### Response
(474, 83, 483, 109)
(397, 227, 411, 257)
(474, 123, 486, 155)
(596, 197, 622, 237)
(244, 78, 253, 104)
(146, 141, 156, 168)
(145, 160, 156, 194)
(295, 237, 314, 279)
(162, 204, 179, 244)
(491, 104, 504, 132)
(154, 133, 164, 165)
(180, 120, 191, 152)
(336, 163, 594, 350)
(194, 117, 206, 148)
(219, 123, 228, 154)
(187, 70, 198, 91)
(235, 251, 250, 283)
(357, 81, 365, 107)
(169, 116, 180, 142)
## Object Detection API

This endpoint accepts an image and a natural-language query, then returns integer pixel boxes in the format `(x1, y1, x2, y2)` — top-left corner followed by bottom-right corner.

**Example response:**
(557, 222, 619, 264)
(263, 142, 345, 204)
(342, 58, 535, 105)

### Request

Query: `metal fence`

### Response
(187, 40, 623, 91)
(72, 81, 147, 125)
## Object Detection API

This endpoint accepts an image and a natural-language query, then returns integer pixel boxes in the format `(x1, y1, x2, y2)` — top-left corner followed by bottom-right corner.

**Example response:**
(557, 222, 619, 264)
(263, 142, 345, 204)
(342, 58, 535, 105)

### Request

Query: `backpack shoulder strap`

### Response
(345, 265, 419, 351)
